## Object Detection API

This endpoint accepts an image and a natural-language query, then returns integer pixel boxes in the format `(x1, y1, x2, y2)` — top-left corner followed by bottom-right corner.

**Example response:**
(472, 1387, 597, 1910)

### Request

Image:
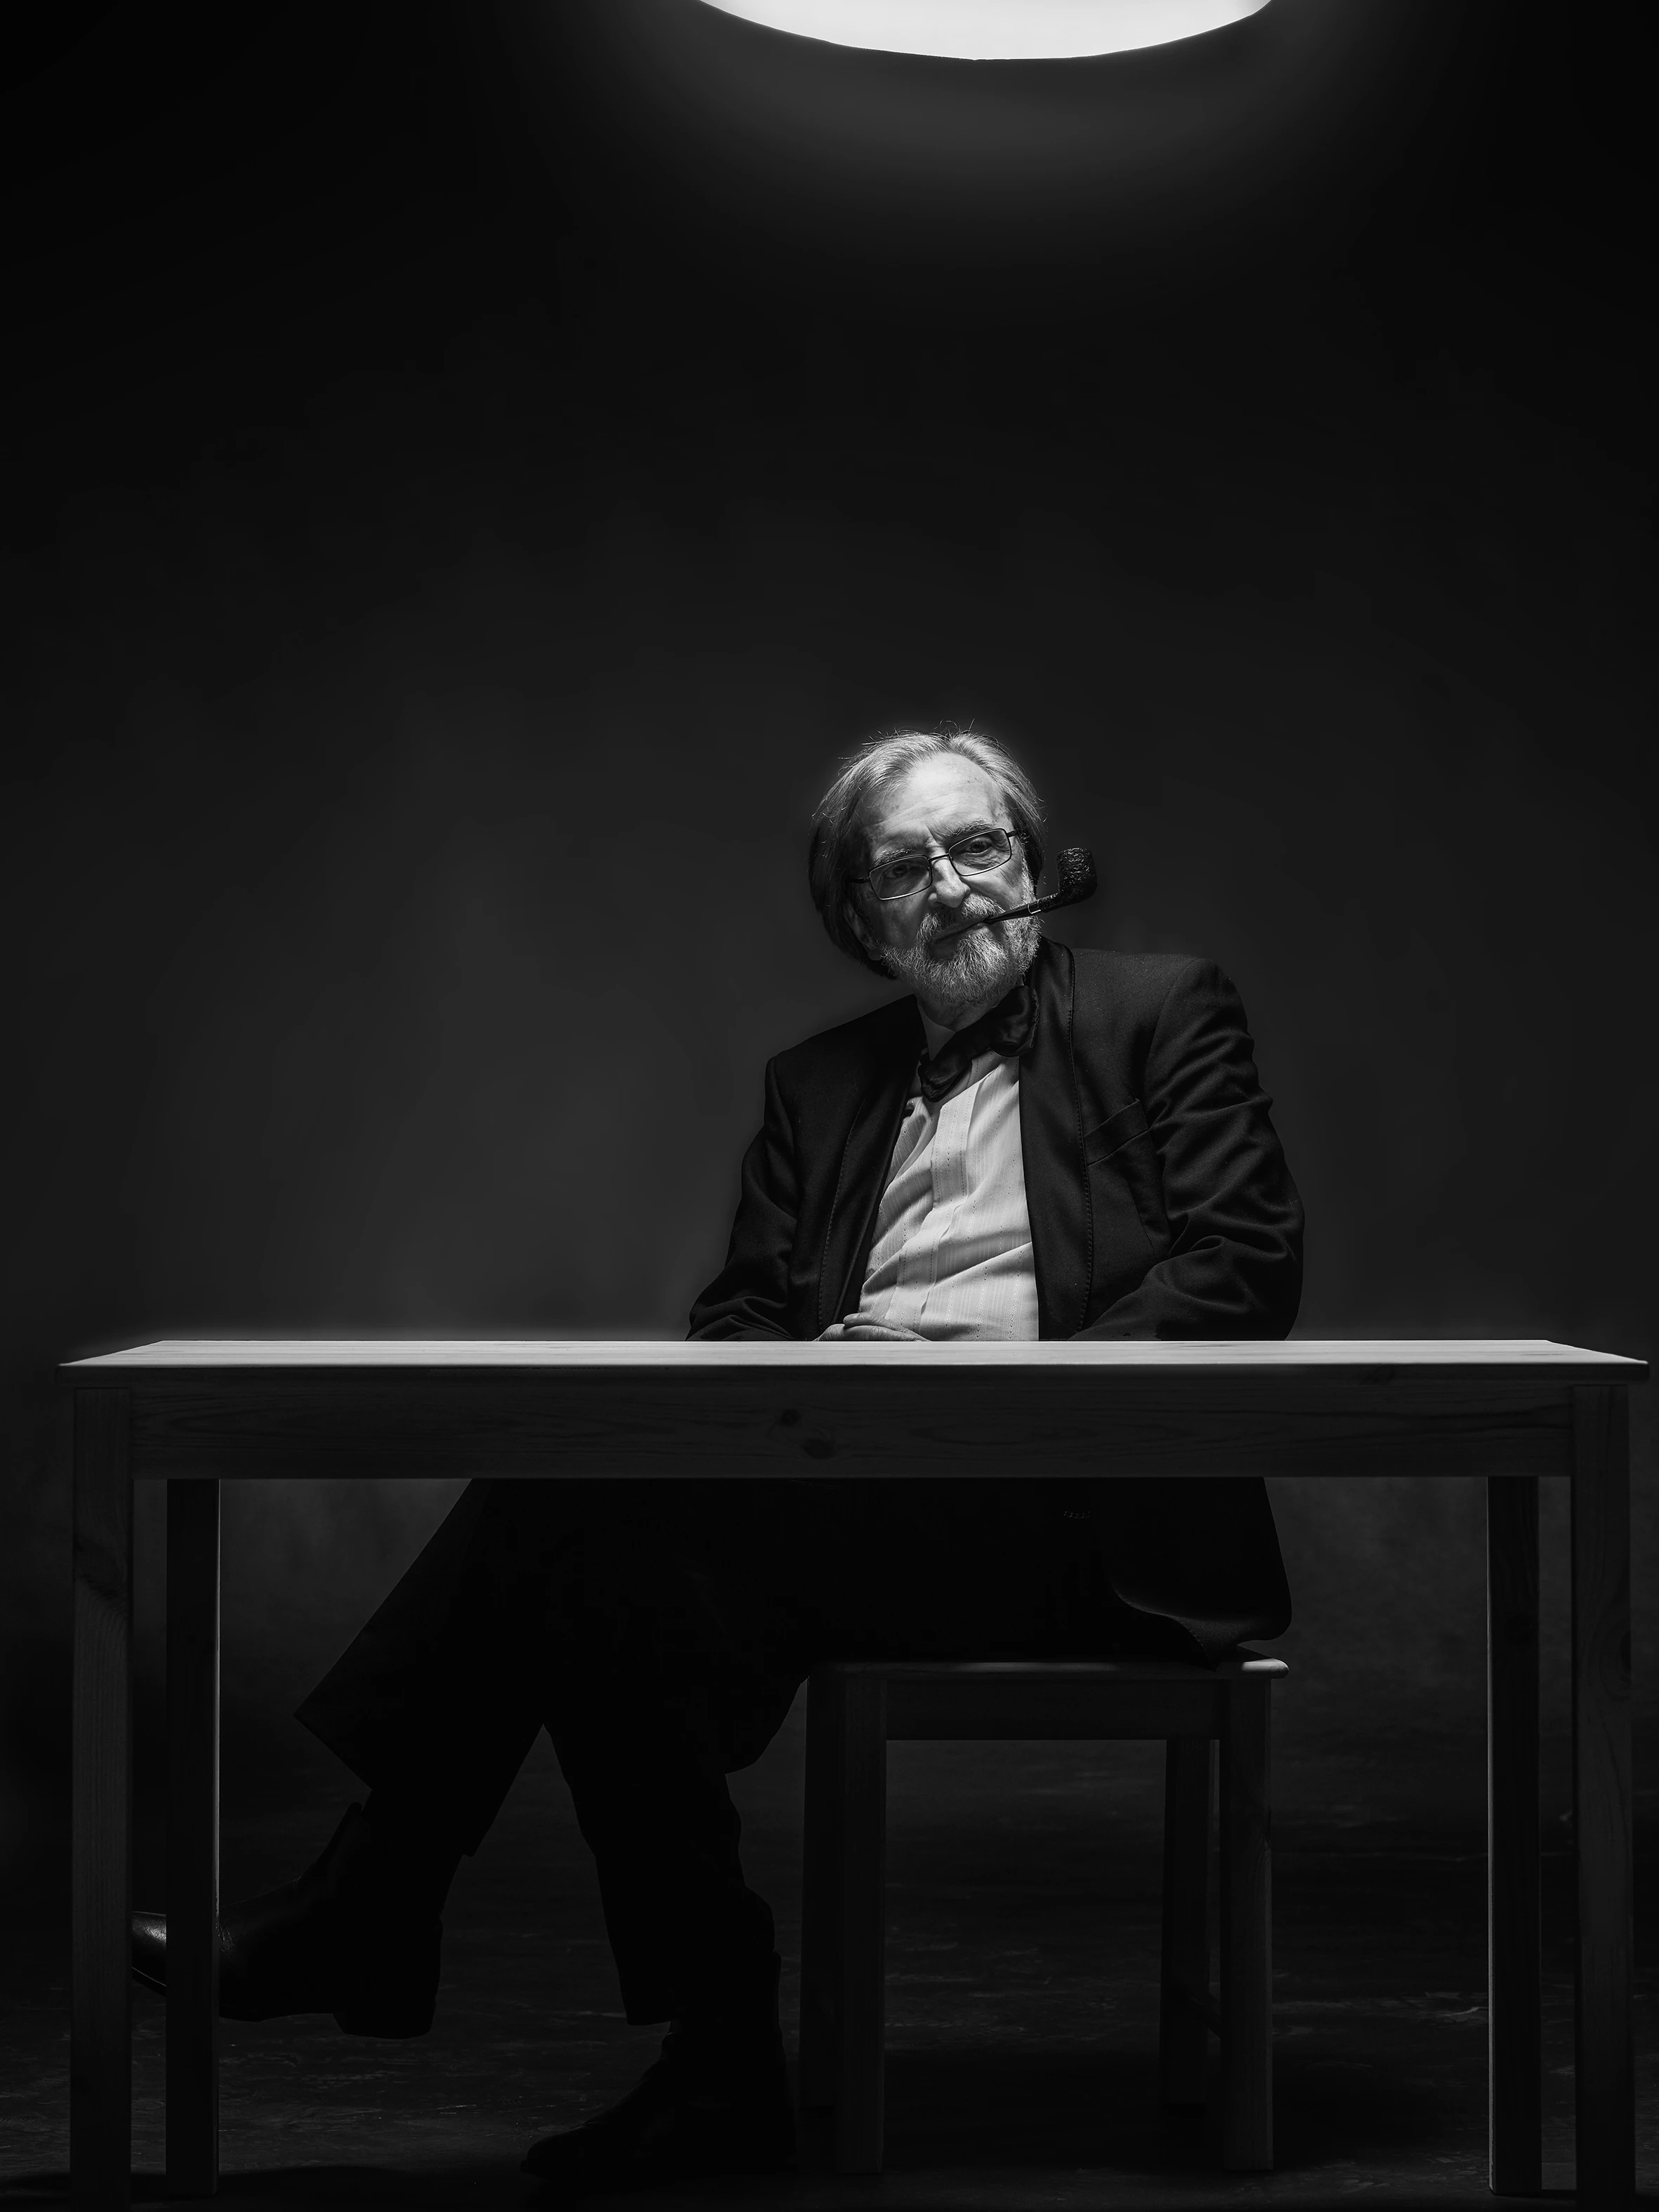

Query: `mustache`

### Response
(916, 896, 1004, 954)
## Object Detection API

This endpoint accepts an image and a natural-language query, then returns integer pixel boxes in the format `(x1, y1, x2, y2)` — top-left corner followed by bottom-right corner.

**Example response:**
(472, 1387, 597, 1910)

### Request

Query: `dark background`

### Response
(2, 0, 1653, 1899)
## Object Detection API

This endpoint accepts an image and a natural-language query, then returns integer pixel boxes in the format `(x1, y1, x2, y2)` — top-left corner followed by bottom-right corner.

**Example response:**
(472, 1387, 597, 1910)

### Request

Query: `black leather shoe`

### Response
(522, 2024, 794, 2194)
(131, 1804, 440, 2036)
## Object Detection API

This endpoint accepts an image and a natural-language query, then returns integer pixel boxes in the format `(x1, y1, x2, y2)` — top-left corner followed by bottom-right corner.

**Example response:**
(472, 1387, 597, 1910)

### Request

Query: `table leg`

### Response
(72, 1389, 133, 2212)
(799, 1672, 839, 2117)
(1488, 1475, 1541, 2194)
(832, 1672, 888, 2176)
(1571, 1386, 1634, 2209)
(166, 1481, 221, 2197)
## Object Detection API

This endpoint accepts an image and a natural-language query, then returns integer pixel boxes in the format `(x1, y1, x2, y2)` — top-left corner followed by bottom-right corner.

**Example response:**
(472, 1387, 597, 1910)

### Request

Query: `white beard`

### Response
(882, 897, 1043, 1022)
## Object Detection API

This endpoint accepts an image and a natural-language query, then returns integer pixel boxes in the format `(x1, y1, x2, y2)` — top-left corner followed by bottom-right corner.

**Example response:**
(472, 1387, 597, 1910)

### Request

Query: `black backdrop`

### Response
(3, 1, 1653, 1875)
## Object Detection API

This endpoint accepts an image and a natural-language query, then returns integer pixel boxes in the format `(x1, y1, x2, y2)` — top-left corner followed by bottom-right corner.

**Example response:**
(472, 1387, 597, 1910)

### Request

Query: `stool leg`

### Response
(1221, 1674, 1272, 2171)
(834, 1672, 887, 2175)
(1160, 1736, 1212, 2107)
(799, 1673, 837, 2115)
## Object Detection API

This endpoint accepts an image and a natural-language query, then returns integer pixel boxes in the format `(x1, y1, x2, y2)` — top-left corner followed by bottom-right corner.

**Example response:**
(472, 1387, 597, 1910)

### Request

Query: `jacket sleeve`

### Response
(686, 1056, 801, 1340)
(1076, 961, 1304, 1340)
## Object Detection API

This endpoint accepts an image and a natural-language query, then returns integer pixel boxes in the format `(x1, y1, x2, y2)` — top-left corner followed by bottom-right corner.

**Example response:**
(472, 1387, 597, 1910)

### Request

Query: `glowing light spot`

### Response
(693, 0, 1271, 62)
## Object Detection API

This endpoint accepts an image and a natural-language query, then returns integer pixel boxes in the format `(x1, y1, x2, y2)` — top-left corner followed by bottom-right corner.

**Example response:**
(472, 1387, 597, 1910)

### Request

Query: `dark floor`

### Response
(4, 1698, 1658, 2208)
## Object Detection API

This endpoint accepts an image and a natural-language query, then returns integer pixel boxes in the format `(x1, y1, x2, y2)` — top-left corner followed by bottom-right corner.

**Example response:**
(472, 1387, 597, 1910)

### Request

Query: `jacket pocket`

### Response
(1083, 1097, 1169, 1278)
(1082, 1098, 1151, 1167)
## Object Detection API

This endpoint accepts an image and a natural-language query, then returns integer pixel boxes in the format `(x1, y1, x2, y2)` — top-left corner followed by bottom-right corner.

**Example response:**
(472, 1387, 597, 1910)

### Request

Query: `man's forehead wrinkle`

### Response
(867, 811, 1004, 861)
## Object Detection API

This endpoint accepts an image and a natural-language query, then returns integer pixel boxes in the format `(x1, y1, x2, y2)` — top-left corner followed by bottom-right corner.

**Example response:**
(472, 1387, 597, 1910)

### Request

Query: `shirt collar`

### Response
(917, 998, 1002, 1060)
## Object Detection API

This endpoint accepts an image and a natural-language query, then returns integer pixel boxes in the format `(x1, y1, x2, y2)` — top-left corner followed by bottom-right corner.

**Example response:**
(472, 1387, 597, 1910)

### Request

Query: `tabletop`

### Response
(60, 1336, 1652, 1379)
(60, 1338, 1646, 1484)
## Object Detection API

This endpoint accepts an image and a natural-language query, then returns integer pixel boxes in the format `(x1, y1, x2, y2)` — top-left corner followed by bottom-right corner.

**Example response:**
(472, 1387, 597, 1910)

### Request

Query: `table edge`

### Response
(57, 1337, 1650, 1387)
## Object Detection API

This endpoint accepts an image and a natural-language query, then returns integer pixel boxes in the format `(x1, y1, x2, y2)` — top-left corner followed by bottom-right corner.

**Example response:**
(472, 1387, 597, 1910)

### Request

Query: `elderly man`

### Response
(132, 728, 1302, 2194)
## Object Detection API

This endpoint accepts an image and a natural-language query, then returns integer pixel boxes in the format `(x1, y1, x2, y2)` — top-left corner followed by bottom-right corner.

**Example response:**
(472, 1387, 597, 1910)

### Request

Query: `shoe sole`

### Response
(523, 2117, 796, 2187)
(332, 2005, 435, 2038)
(522, 2145, 796, 2190)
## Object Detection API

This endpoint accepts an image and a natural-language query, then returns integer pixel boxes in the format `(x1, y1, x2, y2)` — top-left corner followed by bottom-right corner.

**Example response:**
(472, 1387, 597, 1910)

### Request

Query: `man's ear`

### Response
(845, 897, 885, 965)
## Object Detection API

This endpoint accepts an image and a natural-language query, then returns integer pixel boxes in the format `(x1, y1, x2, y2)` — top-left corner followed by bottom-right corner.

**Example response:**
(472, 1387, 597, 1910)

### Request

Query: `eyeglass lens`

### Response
(868, 828, 1014, 900)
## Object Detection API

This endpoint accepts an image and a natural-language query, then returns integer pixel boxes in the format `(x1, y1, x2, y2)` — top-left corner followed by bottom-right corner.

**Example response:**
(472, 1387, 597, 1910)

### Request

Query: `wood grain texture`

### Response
(110, 1373, 1582, 1482)
(1160, 1738, 1212, 2109)
(1487, 1476, 1541, 2197)
(166, 1481, 220, 2199)
(60, 1337, 1644, 1487)
(1221, 1672, 1273, 2172)
(1572, 1387, 1634, 2209)
(72, 1389, 132, 2212)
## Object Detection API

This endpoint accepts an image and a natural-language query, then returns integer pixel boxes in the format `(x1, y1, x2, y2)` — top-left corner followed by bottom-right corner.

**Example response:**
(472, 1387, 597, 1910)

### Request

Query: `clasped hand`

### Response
(818, 1319, 928, 1341)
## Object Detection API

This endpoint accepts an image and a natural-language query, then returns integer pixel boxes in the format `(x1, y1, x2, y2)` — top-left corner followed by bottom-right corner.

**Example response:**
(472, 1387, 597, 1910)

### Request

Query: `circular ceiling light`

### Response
(692, 0, 1271, 60)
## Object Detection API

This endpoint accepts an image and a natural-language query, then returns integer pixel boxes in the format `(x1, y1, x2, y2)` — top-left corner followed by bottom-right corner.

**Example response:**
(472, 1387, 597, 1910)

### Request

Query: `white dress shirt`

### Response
(844, 1038, 1040, 1342)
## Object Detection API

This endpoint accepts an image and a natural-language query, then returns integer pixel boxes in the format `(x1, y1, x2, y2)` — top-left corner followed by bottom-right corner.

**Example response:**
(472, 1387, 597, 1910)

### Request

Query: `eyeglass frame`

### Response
(850, 825, 1025, 903)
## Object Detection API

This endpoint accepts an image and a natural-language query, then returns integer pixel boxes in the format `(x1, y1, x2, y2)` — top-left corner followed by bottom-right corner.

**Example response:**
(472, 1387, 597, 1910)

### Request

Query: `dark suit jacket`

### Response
(688, 940, 1304, 1654)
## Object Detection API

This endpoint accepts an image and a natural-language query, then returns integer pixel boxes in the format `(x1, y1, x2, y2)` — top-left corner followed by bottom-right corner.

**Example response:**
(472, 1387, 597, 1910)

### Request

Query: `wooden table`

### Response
(63, 1337, 1644, 2208)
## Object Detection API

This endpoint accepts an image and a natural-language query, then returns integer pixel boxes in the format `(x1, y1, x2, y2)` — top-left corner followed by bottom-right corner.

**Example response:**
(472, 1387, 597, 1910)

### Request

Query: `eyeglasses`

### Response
(853, 827, 1020, 902)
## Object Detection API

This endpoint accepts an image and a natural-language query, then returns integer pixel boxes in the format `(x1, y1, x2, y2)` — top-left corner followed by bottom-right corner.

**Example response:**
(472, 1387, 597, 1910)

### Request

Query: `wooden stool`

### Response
(798, 1651, 1285, 2174)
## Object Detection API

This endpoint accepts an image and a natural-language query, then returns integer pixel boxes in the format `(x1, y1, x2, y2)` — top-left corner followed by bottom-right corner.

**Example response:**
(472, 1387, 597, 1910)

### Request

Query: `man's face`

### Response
(847, 754, 1040, 1022)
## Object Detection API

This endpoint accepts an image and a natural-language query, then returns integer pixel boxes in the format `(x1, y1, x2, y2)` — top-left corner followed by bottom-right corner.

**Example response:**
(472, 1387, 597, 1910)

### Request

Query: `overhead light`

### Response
(692, 0, 1271, 60)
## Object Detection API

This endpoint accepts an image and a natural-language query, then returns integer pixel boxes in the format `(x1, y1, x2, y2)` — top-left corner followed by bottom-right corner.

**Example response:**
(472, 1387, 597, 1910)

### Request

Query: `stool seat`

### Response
(837, 1653, 1285, 1739)
(799, 1651, 1283, 2175)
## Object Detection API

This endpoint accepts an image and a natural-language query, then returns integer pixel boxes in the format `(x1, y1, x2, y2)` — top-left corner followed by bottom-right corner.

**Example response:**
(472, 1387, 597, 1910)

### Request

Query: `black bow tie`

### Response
(917, 980, 1039, 1106)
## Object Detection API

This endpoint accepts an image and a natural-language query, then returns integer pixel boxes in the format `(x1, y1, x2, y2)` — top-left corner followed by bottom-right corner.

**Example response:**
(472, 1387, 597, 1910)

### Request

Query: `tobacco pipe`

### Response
(934, 846, 1099, 939)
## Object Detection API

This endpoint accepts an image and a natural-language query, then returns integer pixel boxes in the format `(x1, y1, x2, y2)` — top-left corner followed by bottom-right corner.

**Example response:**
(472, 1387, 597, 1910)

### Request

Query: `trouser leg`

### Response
(529, 1484, 803, 2028)
(297, 1479, 800, 2026)
(294, 1474, 1177, 2031)
(549, 1651, 787, 2027)
(800, 1478, 1195, 1665)
(536, 1477, 1160, 2024)
(297, 1480, 597, 1854)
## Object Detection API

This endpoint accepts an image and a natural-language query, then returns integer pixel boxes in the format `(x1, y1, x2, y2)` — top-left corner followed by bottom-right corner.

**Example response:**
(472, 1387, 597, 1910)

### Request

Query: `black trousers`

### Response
(297, 1477, 1193, 2024)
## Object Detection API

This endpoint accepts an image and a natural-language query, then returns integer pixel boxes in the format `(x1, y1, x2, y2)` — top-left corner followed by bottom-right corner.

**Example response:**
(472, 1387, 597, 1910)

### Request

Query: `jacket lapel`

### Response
(815, 1002, 922, 1332)
(1020, 939, 1091, 1340)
